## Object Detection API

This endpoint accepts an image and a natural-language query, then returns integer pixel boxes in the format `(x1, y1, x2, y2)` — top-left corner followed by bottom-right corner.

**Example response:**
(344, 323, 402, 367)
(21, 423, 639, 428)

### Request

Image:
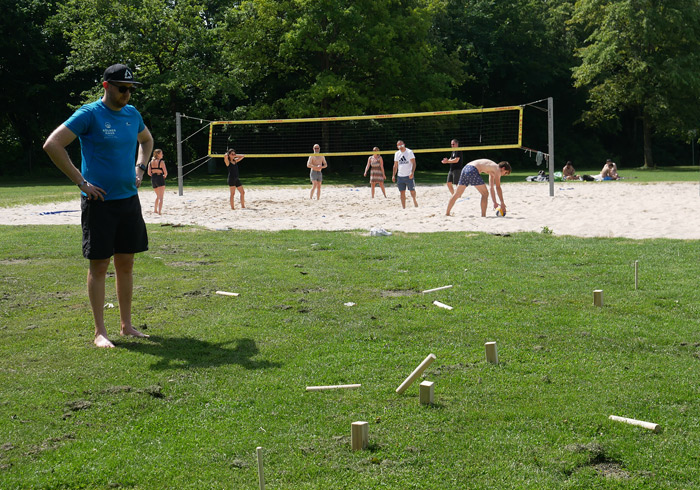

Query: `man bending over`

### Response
(445, 159, 511, 217)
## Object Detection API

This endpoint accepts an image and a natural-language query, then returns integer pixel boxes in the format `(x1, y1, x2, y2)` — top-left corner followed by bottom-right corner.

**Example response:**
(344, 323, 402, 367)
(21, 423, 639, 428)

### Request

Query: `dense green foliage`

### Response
(2, 0, 699, 175)
(2, 226, 700, 488)
(572, 0, 700, 168)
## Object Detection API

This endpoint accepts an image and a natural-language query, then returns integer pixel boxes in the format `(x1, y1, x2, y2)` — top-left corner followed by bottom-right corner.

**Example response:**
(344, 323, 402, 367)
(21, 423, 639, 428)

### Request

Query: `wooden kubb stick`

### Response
(256, 446, 265, 490)
(422, 285, 453, 294)
(609, 415, 661, 433)
(396, 354, 436, 394)
(305, 384, 361, 391)
(432, 300, 453, 310)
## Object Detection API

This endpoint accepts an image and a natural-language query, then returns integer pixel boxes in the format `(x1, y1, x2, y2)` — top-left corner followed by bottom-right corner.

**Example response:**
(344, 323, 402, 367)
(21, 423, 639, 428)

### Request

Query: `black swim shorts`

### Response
(81, 195, 148, 260)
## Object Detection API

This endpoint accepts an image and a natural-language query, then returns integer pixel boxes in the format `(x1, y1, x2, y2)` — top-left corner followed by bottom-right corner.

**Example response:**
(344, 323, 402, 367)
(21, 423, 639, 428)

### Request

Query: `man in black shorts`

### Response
(43, 64, 154, 348)
(441, 139, 463, 195)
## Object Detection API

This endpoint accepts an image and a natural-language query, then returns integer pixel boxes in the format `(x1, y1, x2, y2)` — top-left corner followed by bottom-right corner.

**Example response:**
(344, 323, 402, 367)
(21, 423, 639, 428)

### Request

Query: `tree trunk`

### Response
(642, 112, 654, 168)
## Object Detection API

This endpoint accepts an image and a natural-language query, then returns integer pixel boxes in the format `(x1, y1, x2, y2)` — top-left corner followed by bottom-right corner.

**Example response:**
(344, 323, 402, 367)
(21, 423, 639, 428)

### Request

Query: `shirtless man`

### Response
(562, 161, 580, 181)
(445, 159, 511, 217)
(307, 143, 328, 199)
(601, 159, 619, 180)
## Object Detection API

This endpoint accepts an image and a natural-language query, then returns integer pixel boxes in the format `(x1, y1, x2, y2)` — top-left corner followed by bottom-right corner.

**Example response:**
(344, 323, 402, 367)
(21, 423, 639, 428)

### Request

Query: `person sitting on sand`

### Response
(562, 161, 580, 181)
(603, 159, 620, 180)
(446, 159, 511, 217)
(593, 158, 620, 181)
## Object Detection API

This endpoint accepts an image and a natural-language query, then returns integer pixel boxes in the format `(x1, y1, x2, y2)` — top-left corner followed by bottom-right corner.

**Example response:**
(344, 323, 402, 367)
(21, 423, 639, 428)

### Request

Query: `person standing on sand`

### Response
(441, 139, 463, 195)
(364, 147, 387, 198)
(148, 149, 167, 214)
(392, 140, 418, 208)
(43, 63, 153, 348)
(445, 158, 511, 217)
(307, 144, 327, 199)
(224, 149, 246, 209)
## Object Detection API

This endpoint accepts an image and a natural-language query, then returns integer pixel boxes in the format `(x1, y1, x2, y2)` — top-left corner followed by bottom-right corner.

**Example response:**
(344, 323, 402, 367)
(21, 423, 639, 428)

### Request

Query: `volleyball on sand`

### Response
(496, 207, 506, 217)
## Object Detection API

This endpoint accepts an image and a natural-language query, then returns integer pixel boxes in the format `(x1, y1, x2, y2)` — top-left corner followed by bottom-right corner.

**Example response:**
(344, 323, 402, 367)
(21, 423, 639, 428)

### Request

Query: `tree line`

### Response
(2, 0, 699, 176)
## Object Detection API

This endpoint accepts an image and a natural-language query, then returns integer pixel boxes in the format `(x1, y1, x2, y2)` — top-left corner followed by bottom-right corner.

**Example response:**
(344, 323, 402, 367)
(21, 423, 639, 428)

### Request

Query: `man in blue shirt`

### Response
(43, 64, 154, 348)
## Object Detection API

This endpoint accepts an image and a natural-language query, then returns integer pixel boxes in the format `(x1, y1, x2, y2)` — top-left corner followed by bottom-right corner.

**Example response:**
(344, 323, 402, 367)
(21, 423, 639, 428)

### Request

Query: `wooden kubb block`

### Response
(485, 341, 498, 364)
(594, 289, 603, 307)
(351, 421, 369, 451)
(419, 381, 434, 405)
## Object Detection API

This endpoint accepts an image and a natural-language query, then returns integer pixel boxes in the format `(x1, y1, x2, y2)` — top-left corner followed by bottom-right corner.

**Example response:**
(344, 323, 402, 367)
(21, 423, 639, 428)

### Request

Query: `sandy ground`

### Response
(2, 182, 699, 239)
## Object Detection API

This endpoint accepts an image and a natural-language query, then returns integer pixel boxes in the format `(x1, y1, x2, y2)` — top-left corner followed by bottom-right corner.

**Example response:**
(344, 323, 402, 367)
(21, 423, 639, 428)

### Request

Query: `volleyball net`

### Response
(207, 105, 524, 158)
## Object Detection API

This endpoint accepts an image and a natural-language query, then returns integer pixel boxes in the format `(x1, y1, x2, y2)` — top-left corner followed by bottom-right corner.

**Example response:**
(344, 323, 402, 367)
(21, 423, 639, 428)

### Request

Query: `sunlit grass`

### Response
(1, 225, 699, 488)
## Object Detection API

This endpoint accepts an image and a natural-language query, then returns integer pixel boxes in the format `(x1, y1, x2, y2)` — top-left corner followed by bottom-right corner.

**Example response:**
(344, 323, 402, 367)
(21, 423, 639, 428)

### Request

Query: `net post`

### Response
(176, 112, 183, 196)
(548, 97, 555, 197)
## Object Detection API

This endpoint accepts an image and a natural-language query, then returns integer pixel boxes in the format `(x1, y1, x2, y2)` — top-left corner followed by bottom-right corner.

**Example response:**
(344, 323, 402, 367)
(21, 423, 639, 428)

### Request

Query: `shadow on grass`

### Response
(121, 335, 282, 371)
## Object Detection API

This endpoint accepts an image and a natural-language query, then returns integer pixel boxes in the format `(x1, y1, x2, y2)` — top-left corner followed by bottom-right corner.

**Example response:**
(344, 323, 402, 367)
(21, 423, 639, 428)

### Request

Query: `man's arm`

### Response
(321, 157, 328, 169)
(489, 173, 506, 211)
(43, 124, 105, 200)
(442, 155, 460, 164)
(392, 160, 398, 181)
(135, 127, 154, 188)
(409, 158, 416, 179)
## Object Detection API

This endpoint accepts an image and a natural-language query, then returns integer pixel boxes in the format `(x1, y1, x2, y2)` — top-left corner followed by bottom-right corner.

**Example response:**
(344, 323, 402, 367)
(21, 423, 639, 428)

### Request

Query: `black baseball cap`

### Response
(103, 64, 142, 85)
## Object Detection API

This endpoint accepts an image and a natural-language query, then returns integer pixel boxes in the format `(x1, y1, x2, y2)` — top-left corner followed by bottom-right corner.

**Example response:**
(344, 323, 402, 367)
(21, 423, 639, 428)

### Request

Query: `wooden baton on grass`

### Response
(609, 415, 661, 433)
(396, 354, 436, 394)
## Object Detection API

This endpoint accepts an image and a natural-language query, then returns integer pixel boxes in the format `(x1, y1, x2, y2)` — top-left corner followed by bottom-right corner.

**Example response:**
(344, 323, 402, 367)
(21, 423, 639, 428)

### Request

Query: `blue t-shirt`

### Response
(64, 99, 146, 200)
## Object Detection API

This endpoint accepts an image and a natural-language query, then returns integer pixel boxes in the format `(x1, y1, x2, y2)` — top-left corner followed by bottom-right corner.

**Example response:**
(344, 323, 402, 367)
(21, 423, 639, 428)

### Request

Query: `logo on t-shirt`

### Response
(103, 121, 117, 138)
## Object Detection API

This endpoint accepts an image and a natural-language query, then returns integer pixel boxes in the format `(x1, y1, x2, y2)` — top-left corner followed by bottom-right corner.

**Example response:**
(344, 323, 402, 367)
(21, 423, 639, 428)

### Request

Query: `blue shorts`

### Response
(396, 175, 415, 192)
(458, 165, 485, 187)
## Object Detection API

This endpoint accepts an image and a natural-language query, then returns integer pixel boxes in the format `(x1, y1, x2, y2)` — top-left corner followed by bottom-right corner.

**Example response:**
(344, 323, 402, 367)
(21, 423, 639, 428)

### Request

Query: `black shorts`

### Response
(81, 195, 148, 260)
(151, 174, 165, 188)
(227, 176, 242, 187)
(447, 168, 462, 185)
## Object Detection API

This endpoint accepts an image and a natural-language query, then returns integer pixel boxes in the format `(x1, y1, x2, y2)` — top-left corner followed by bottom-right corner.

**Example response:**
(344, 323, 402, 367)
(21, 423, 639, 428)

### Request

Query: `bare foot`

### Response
(120, 326, 150, 338)
(94, 334, 115, 348)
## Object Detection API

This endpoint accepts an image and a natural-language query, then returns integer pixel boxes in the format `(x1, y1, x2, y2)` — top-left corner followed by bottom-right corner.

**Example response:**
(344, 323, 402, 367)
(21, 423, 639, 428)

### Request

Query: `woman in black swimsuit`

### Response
(148, 149, 168, 214)
(224, 149, 246, 209)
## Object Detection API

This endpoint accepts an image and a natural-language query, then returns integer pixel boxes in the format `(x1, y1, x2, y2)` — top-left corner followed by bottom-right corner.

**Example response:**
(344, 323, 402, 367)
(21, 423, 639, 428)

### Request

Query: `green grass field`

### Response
(2, 221, 700, 488)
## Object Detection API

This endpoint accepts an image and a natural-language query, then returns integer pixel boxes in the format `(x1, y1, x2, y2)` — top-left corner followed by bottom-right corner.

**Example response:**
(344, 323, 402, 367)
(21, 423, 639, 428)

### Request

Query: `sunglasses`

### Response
(108, 82, 137, 94)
